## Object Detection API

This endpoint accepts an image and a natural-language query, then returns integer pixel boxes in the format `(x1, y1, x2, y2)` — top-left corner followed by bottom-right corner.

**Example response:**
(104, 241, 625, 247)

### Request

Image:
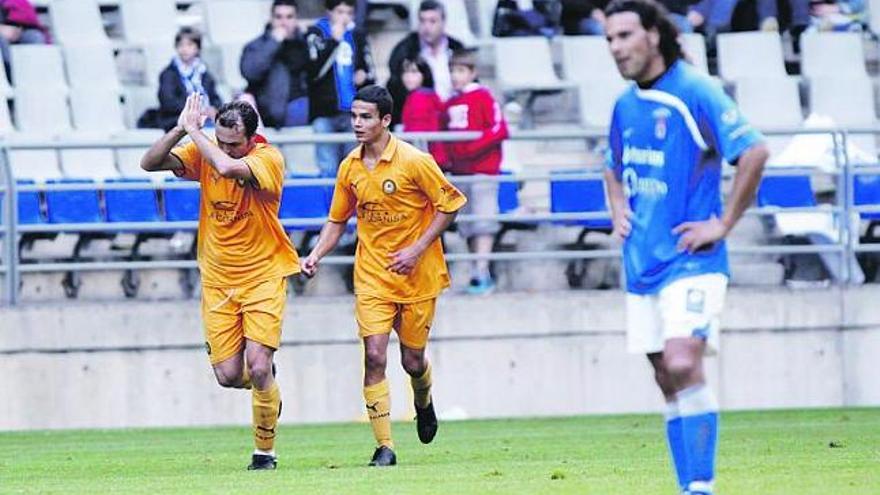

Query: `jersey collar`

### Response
(357, 133, 398, 165)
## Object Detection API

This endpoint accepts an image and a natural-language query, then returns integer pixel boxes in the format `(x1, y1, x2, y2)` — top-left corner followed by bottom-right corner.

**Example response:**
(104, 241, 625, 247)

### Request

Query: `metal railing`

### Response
(2, 126, 879, 305)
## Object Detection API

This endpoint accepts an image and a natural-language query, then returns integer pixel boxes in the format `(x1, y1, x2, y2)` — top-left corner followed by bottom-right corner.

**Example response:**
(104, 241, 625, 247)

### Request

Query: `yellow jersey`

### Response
(171, 139, 300, 288)
(328, 135, 467, 302)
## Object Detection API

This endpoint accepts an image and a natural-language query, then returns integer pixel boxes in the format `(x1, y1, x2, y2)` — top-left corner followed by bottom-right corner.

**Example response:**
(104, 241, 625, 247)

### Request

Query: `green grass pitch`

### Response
(1, 408, 877, 494)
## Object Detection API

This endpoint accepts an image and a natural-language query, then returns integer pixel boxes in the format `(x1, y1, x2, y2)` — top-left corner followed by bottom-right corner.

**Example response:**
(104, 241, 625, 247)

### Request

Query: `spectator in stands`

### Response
(240, 0, 310, 129)
(400, 57, 447, 168)
(0, 0, 49, 80)
(806, 0, 865, 31)
(306, 0, 375, 177)
(387, 0, 464, 126)
(492, 0, 561, 36)
(147, 28, 224, 132)
(444, 49, 509, 295)
(561, 0, 610, 35)
(656, 0, 698, 32)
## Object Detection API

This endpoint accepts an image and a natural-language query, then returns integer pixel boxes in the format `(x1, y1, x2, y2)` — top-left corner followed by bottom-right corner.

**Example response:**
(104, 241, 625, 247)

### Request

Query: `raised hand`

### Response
(177, 93, 206, 134)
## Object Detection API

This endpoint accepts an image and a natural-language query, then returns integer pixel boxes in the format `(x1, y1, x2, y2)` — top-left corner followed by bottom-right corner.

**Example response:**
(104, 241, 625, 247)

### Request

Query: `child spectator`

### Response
(444, 49, 509, 295)
(400, 57, 447, 168)
(144, 27, 223, 131)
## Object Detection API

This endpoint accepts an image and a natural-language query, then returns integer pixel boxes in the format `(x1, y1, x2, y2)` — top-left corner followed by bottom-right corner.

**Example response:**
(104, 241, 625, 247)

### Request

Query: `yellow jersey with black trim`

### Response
(328, 134, 467, 302)
(171, 140, 300, 288)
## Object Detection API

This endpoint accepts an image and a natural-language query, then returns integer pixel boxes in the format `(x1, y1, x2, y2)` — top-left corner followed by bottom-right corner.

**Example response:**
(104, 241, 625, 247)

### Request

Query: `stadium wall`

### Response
(1, 286, 879, 430)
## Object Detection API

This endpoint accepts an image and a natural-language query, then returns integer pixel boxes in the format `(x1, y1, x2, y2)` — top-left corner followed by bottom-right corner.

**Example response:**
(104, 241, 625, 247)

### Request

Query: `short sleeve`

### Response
(697, 80, 764, 164)
(170, 141, 202, 181)
(328, 161, 357, 223)
(412, 153, 467, 213)
(243, 145, 285, 197)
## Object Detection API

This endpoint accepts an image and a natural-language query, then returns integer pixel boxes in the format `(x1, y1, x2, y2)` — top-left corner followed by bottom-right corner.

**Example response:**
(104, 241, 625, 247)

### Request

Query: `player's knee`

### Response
(664, 355, 698, 382)
(364, 347, 387, 371)
(248, 360, 272, 384)
(214, 370, 239, 388)
(401, 353, 425, 376)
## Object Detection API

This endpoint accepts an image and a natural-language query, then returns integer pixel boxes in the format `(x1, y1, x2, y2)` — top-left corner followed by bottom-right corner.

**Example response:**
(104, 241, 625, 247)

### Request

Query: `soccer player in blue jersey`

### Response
(603, 1, 769, 493)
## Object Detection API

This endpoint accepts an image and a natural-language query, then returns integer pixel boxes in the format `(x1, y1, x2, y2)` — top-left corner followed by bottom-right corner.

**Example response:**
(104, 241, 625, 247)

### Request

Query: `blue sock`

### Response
(665, 401, 689, 490)
(677, 384, 719, 495)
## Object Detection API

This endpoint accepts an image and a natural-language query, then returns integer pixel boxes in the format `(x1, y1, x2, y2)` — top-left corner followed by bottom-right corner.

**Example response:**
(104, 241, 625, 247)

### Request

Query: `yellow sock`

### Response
(364, 380, 393, 448)
(252, 382, 280, 452)
(410, 363, 433, 409)
(240, 366, 252, 390)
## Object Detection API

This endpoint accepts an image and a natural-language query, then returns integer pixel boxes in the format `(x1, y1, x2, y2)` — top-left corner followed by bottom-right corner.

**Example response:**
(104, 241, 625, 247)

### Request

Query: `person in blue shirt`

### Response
(603, 1, 769, 494)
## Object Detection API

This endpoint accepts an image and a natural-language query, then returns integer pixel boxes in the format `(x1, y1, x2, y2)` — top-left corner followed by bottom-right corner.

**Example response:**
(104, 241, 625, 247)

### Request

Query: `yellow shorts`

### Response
(201, 277, 288, 365)
(355, 295, 437, 349)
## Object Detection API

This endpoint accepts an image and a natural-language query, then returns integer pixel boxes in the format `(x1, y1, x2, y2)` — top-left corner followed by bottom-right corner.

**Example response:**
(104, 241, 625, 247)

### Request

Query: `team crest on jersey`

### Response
(382, 179, 397, 194)
(653, 107, 671, 140)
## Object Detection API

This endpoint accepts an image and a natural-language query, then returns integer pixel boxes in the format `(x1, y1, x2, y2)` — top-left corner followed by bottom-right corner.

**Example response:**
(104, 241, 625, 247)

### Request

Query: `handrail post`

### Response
(1, 143, 18, 305)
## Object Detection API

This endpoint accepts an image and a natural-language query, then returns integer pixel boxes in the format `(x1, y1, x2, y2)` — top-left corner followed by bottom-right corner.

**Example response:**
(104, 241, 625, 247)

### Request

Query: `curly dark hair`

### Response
(604, 0, 683, 68)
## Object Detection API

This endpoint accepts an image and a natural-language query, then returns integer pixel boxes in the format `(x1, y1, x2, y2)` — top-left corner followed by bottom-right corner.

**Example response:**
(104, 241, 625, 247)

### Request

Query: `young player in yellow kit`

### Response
(141, 95, 299, 470)
(301, 85, 467, 466)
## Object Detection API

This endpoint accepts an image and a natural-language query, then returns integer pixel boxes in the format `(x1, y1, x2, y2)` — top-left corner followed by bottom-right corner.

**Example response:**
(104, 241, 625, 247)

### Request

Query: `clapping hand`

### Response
(177, 93, 207, 134)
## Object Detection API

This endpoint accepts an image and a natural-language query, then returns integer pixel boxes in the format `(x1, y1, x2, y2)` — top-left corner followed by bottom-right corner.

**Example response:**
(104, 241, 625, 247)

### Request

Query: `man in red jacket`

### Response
(444, 49, 509, 295)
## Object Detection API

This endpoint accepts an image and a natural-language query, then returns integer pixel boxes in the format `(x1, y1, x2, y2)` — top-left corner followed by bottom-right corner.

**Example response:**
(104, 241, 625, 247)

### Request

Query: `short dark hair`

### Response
(272, 0, 297, 12)
(353, 85, 394, 119)
(450, 48, 478, 70)
(325, 0, 355, 10)
(216, 101, 259, 138)
(604, 0, 682, 67)
(418, 0, 445, 18)
(174, 27, 202, 50)
(402, 57, 435, 89)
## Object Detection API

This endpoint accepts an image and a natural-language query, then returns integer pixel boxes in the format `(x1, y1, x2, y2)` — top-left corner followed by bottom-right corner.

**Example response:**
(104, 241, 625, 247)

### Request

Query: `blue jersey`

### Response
(607, 60, 763, 294)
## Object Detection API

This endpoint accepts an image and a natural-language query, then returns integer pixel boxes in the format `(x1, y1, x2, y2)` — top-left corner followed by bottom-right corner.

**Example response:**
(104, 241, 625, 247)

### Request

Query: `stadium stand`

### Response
(561, 35, 623, 84)
(716, 32, 786, 81)
(48, 0, 111, 47)
(735, 76, 803, 155)
(800, 32, 868, 79)
(9, 44, 68, 91)
(118, 0, 178, 46)
(8, 148, 63, 182)
(64, 45, 123, 93)
(13, 89, 71, 135)
(69, 88, 127, 134)
(60, 146, 120, 181)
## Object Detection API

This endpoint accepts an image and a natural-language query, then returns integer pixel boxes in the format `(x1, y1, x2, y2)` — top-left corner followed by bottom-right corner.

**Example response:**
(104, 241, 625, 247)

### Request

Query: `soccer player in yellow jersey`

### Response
(301, 85, 467, 467)
(140, 95, 299, 470)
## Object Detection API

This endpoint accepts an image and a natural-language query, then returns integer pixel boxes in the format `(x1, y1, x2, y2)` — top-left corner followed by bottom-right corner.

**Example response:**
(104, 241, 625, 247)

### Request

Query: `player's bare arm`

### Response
(604, 168, 633, 239)
(673, 142, 769, 253)
(140, 126, 186, 172)
(179, 94, 255, 181)
(301, 220, 349, 278)
(387, 210, 458, 275)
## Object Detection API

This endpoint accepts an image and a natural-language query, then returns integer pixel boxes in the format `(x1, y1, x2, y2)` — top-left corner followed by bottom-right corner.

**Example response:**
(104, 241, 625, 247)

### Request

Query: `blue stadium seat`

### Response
(163, 177, 200, 223)
(45, 178, 103, 224)
(757, 175, 816, 208)
(497, 171, 519, 214)
(0, 179, 44, 225)
(105, 178, 161, 223)
(854, 174, 880, 221)
(550, 170, 613, 231)
(279, 174, 329, 231)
